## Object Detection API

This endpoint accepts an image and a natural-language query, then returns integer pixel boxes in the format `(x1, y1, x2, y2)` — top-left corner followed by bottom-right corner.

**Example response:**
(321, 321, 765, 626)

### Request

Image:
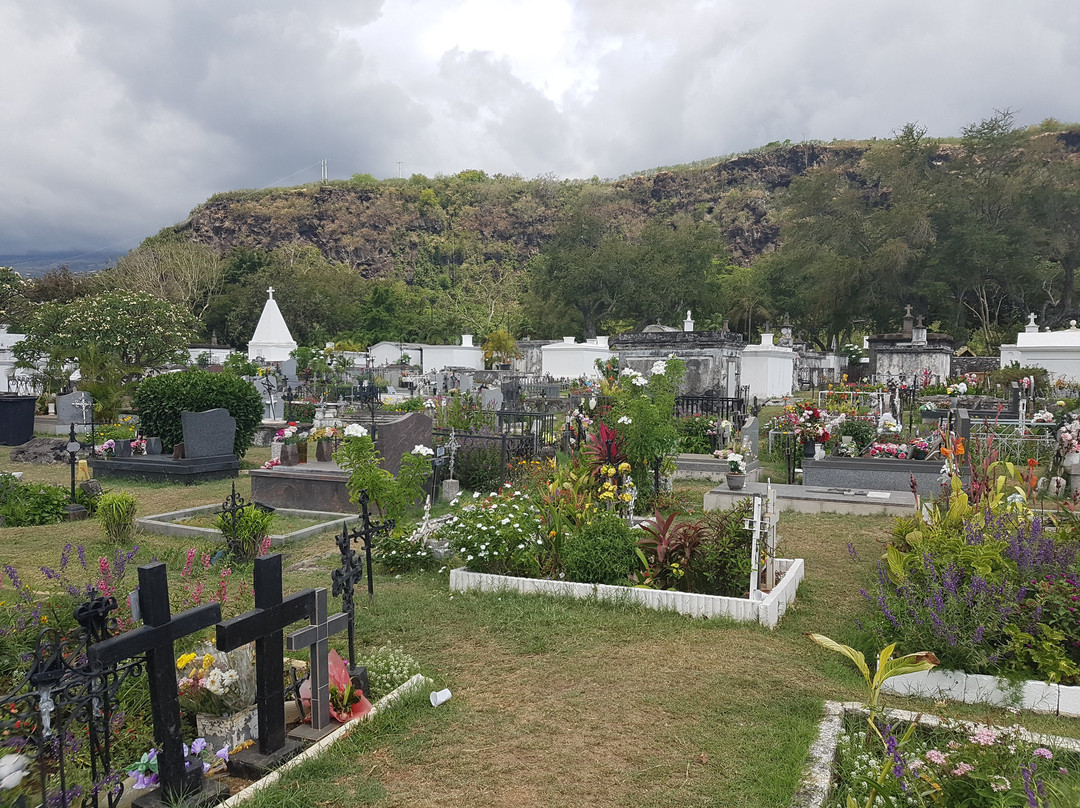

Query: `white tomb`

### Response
(247, 287, 297, 363)
(421, 334, 484, 374)
(1000, 314, 1080, 380)
(541, 336, 614, 380)
(741, 331, 795, 399)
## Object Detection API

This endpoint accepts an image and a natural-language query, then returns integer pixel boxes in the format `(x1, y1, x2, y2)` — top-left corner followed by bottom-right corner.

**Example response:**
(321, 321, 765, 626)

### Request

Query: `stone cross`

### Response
(285, 588, 348, 740)
(447, 429, 460, 480)
(904, 303, 913, 318)
(216, 555, 314, 769)
(267, 286, 275, 299)
(89, 564, 225, 806)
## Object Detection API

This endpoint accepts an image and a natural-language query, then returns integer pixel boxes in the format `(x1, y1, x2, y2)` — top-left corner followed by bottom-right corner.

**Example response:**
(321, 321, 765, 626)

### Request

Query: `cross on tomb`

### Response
(89, 564, 226, 807)
(285, 588, 348, 740)
(446, 429, 460, 480)
(73, 393, 93, 422)
(267, 286, 275, 299)
(216, 554, 314, 771)
(331, 521, 365, 672)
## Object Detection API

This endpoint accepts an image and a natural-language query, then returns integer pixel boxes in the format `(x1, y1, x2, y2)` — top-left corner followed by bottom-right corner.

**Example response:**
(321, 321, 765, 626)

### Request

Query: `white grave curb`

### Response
(882, 668, 1080, 716)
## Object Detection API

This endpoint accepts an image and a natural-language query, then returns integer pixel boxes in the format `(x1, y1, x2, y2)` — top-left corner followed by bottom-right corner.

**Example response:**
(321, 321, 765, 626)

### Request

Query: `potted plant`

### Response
(297, 648, 371, 723)
(274, 423, 306, 466)
(714, 449, 747, 490)
(309, 426, 338, 462)
(176, 645, 258, 752)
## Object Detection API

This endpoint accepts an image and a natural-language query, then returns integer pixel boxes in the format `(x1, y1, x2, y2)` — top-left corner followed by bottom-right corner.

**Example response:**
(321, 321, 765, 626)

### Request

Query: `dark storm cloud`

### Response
(2, 0, 1079, 256)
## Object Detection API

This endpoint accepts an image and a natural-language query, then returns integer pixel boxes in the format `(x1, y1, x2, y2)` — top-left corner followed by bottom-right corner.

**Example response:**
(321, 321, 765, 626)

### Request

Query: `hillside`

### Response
(174, 142, 869, 275)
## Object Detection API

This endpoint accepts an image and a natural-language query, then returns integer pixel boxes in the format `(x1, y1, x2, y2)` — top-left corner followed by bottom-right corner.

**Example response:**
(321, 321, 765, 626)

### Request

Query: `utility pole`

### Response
(320, 159, 328, 181)
(397, 161, 403, 178)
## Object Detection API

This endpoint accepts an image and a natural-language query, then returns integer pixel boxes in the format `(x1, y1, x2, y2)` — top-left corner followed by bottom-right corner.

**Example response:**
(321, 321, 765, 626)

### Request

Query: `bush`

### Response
(284, 401, 316, 422)
(438, 488, 546, 577)
(561, 512, 639, 585)
(374, 529, 436, 573)
(0, 473, 69, 526)
(675, 414, 715, 453)
(98, 490, 137, 542)
(133, 369, 263, 457)
(360, 645, 420, 699)
(693, 499, 755, 597)
(214, 504, 274, 562)
(455, 443, 505, 493)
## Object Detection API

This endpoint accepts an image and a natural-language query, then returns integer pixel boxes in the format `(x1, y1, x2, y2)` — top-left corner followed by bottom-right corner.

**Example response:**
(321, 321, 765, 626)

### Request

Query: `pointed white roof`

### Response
(248, 287, 298, 362)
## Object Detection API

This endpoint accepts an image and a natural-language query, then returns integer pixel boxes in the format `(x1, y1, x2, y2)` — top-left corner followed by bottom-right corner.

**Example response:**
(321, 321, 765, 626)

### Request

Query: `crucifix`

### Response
(216, 554, 314, 777)
(89, 564, 227, 808)
(285, 588, 348, 741)
(447, 428, 459, 480)
(73, 392, 92, 424)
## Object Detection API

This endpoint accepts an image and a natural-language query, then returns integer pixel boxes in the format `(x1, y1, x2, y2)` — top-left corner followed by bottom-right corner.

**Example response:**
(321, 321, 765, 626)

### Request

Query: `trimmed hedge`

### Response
(133, 370, 262, 457)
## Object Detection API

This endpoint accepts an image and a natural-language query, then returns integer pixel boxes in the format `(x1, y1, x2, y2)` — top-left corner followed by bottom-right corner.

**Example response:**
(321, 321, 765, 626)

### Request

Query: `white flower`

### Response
(344, 423, 368, 438)
(411, 444, 434, 456)
(620, 367, 634, 377)
(617, 415, 632, 425)
(0, 754, 31, 790)
(650, 360, 667, 375)
(630, 374, 647, 387)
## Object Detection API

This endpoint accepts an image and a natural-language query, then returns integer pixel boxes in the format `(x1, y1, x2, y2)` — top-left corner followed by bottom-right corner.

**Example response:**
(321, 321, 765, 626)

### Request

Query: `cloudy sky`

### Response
(2, 0, 1078, 262)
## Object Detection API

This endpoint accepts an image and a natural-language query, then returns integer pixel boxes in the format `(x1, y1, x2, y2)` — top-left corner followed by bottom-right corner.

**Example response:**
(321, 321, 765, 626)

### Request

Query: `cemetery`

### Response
(8, 300, 1080, 808)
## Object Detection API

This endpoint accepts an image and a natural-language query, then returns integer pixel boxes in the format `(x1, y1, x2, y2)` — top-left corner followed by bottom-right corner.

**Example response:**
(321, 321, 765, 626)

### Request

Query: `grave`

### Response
(89, 408, 240, 484)
(250, 411, 432, 511)
(89, 564, 229, 807)
(703, 480, 916, 516)
(216, 554, 313, 778)
(286, 588, 348, 741)
(801, 456, 965, 495)
(137, 504, 359, 544)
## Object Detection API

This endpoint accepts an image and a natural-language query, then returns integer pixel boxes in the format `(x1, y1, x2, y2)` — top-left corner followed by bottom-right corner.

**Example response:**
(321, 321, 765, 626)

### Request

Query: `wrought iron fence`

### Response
(674, 394, 747, 423)
(969, 423, 1057, 465)
(1, 593, 144, 808)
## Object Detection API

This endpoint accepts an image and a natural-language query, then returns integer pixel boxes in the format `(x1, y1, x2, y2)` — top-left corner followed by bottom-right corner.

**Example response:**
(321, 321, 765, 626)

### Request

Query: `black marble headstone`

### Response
(181, 409, 237, 458)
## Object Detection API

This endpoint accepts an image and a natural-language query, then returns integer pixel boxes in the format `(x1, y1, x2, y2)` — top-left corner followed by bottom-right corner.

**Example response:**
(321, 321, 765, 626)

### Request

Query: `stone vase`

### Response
(280, 444, 299, 466)
(114, 440, 132, 458)
(297, 442, 308, 464)
(802, 440, 816, 459)
(726, 472, 747, 491)
(196, 704, 258, 753)
(270, 442, 283, 462)
(315, 440, 334, 462)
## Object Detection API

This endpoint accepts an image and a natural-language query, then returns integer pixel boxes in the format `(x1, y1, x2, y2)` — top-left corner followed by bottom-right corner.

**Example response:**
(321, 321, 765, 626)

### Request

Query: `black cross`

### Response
(286, 588, 347, 740)
(216, 554, 314, 760)
(89, 563, 223, 805)
(331, 521, 366, 672)
(354, 491, 394, 606)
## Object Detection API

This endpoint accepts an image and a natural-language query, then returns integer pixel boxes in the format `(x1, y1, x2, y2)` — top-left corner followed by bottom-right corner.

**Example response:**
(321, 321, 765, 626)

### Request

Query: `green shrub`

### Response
(692, 499, 755, 597)
(214, 504, 274, 561)
(562, 512, 639, 585)
(133, 369, 262, 457)
(284, 401, 316, 422)
(455, 443, 505, 493)
(98, 490, 137, 542)
(0, 473, 70, 526)
(360, 645, 420, 699)
(374, 529, 436, 573)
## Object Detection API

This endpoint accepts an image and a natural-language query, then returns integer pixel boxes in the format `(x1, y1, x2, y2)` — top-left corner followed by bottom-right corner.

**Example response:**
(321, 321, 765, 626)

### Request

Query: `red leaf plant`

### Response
(299, 648, 372, 723)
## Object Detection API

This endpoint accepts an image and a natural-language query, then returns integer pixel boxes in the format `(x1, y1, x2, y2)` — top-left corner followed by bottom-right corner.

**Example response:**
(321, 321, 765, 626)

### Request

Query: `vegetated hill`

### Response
(173, 141, 869, 275)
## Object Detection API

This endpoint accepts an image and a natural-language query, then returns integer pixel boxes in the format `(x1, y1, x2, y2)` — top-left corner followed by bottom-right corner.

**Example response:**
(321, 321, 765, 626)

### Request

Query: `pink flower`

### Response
(1033, 748, 1053, 760)
(925, 750, 947, 765)
(952, 762, 974, 776)
(969, 727, 997, 746)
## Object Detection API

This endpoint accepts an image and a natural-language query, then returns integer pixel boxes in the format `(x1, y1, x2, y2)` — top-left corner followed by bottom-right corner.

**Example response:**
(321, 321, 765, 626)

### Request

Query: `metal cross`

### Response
(285, 588, 348, 738)
(73, 393, 93, 423)
(331, 521, 366, 671)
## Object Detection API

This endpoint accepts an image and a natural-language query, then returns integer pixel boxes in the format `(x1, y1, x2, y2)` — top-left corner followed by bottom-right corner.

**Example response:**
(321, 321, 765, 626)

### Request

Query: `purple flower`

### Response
(190, 738, 207, 755)
(215, 745, 229, 763)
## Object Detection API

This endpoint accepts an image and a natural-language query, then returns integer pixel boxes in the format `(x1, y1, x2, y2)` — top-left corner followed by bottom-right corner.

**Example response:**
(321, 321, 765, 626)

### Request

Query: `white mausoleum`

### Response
(247, 287, 297, 363)
(1000, 314, 1080, 380)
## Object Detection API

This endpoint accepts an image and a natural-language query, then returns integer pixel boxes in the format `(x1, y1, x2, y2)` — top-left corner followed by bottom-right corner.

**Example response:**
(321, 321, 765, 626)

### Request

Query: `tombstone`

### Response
(216, 554, 313, 778)
(741, 415, 760, 460)
(285, 588, 348, 741)
(89, 564, 227, 807)
(956, 408, 972, 446)
(181, 409, 237, 459)
(1010, 382, 1021, 415)
(375, 411, 433, 475)
(481, 386, 503, 411)
(263, 397, 284, 421)
(56, 391, 94, 425)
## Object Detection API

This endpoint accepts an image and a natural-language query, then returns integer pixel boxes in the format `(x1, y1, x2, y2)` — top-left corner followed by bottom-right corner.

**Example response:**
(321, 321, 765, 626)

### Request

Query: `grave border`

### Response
(449, 559, 804, 628)
(138, 505, 359, 545)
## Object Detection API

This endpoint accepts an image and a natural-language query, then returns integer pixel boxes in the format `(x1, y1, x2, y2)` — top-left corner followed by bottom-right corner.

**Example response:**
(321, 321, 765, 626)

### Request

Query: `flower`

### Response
(411, 444, 434, 457)
(617, 416, 632, 425)
(0, 753, 30, 791)
(925, 749, 947, 765)
(952, 762, 974, 776)
(344, 423, 369, 438)
(1033, 747, 1054, 760)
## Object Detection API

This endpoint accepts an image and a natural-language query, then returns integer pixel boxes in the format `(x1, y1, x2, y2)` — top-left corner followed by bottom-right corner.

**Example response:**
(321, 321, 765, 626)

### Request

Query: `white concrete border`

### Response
(449, 558, 804, 628)
(219, 673, 430, 808)
(138, 505, 358, 545)
(883, 668, 1080, 717)
(792, 700, 1080, 808)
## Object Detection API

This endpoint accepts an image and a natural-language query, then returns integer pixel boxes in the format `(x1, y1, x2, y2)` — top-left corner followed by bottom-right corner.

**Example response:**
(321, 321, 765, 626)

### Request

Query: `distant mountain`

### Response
(0, 251, 122, 278)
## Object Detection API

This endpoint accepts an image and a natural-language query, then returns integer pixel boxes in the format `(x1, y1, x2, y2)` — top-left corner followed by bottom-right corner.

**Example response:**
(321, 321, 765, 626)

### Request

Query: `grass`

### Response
(5, 444, 1080, 807)
(173, 512, 330, 534)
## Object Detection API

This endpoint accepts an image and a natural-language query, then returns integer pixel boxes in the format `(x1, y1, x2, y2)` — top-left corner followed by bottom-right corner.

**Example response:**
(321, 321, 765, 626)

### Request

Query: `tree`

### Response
(482, 329, 519, 367)
(15, 291, 198, 375)
(102, 235, 224, 320)
(0, 267, 27, 327)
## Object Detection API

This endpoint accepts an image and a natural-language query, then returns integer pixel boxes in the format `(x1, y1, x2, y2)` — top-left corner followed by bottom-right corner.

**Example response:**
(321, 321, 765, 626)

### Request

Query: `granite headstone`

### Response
(480, 386, 503, 411)
(742, 415, 759, 460)
(56, 391, 94, 425)
(374, 411, 432, 475)
(181, 409, 237, 459)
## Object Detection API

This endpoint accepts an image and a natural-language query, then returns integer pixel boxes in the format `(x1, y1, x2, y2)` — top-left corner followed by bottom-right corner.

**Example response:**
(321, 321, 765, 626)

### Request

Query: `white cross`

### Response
(267, 286, 275, 299)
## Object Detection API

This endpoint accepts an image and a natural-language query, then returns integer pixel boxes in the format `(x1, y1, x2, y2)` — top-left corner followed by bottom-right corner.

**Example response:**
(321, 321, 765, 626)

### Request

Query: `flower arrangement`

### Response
(867, 442, 909, 459)
(945, 380, 969, 396)
(308, 426, 339, 443)
(782, 404, 832, 443)
(176, 645, 256, 716)
(298, 648, 371, 723)
(127, 738, 229, 790)
(274, 422, 307, 444)
(713, 449, 746, 474)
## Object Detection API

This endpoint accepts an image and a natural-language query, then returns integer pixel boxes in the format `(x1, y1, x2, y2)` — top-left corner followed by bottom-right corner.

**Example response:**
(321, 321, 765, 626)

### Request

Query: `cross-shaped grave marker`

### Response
(73, 392, 93, 423)
(89, 564, 227, 808)
(285, 588, 348, 741)
(331, 521, 365, 674)
(216, 554, 314, 777)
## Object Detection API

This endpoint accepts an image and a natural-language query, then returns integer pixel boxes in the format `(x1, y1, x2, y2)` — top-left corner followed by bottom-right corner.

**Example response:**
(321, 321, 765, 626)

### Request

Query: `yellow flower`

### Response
(41, 615, 48, 623)
(201, 653, 214, 669)
(618, 462, 631, 474)
(177, 652, 196, 670)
